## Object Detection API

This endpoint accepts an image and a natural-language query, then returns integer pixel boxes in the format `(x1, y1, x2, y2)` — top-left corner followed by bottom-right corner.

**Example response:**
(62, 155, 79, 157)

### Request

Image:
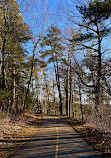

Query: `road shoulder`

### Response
(61, 117, 111, 158)
(0, 113, 43, 158)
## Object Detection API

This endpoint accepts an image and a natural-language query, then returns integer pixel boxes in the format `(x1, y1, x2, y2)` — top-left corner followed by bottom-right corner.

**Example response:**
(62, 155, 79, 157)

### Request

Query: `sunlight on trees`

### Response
(0, 0, 111, 132)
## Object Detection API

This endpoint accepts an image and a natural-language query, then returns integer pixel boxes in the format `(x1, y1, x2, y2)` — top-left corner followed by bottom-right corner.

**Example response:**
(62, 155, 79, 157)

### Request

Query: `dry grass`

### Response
(62, 117, 111, 158)
(0, 113, 43, 158)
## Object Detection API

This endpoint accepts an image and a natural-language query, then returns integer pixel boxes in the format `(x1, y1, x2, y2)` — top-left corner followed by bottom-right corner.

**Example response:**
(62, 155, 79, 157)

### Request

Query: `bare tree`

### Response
(22, 0, 49, 111)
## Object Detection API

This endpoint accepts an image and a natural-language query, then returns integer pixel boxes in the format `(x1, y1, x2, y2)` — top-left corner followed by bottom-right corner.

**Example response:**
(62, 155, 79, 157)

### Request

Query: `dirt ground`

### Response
(0, 113, 43, 158)
(62, 117, 111, 158)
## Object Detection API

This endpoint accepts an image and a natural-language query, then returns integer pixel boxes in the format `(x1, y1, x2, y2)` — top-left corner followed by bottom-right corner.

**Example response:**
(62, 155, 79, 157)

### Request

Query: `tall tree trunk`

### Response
(69, 56, 72, 117)
(23, 57, 34, 111)
(23, 44, 36, 111)
(35, 77, 39, 113)
(53, 61, 62, 115)
(53, 79, 56, 115)
(65, 85, 68, 116)
(79, 85, 84, 121)
(32, 79, 35, 109)
(1, 6, 7, 89)
(67, 52, 70, 117)
(23, 35, 43, 111)
(12, 67, 16, 113)
(95, 25, 102, 111)
(67, 63, 70, 117)
(1, 52, 5, 89)
(56, 61, 62, 115)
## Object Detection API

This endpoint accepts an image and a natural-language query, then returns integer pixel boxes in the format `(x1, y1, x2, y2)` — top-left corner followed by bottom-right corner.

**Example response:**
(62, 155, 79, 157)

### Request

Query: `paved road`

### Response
(10, 115, 102, 158)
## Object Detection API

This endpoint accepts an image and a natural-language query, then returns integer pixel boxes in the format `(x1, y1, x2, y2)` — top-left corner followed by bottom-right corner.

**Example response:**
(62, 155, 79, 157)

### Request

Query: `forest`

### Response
(0, 0, 111, 132)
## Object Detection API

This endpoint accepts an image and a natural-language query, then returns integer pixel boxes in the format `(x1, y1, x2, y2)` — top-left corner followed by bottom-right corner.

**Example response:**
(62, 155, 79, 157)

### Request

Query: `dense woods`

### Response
(0, 0, 111, 132)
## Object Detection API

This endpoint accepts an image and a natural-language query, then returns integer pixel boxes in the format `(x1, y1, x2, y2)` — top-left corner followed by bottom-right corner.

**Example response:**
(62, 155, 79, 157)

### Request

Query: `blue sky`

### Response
(16, 0, 69, 56)
(16, 0, 111, 60)
(16, 0, 111, 99)
(16, 0, 79, 29)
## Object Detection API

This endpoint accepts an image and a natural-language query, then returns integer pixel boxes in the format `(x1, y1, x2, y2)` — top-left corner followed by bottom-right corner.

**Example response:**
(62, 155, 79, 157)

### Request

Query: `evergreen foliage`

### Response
(0, 0, 32, 114)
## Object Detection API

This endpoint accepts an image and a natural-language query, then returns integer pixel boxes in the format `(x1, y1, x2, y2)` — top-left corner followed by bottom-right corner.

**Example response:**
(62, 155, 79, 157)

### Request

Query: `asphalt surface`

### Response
(10, 115, 102, 158)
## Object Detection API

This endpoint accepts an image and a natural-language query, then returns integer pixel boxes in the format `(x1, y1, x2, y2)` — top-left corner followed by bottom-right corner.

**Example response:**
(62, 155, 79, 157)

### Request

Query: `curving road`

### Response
(10, 115, 102, 158)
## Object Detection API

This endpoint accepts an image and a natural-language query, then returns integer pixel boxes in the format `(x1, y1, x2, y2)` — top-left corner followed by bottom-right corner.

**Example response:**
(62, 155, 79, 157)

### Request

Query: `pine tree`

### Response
(0, 0, 32, 113)
(74, 0, 111, 110)
(40, 25, 65, 115)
